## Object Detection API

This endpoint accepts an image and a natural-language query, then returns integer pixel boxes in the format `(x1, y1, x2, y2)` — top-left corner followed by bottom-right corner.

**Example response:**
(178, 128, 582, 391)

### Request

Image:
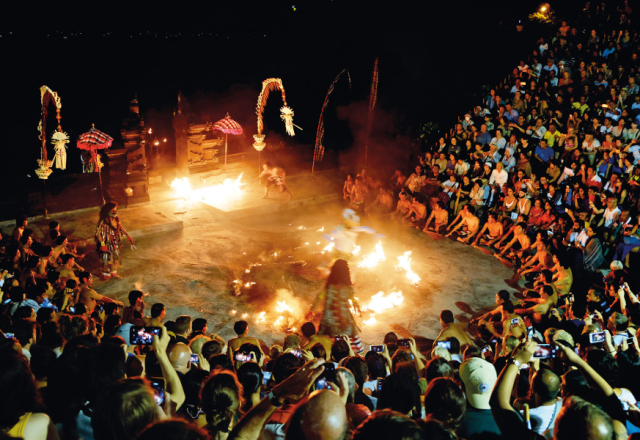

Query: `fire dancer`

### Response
(259, 162, 292, 200)
(306, 259, 363, 353)
(95, 202, 134, 280)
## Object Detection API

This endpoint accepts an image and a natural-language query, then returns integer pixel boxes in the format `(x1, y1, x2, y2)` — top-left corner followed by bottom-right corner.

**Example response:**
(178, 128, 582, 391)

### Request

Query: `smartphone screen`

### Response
(481, 345, 491, 354)
(3, 332, 15, 339)
(377, 378, 384, 391)
(533, 344, 557, 359)
(190, 354, 199, 365)
(510, 318, 520, 326)
(149, 378, 165, 406)
(370, 345, 385, 353)
(235, 352, 252, 363)
(436, 341, 451, 350)
(589, 331, 606, 344)
(130, 326, 161, 345)
(315, 363, 336, 390)
(262, 371, 273, 386)
(397, 339, 411, 348)
(290, 349, 303, 358)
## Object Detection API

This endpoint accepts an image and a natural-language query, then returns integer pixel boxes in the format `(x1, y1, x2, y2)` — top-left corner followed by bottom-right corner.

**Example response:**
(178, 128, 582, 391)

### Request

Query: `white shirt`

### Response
(491, 137, 507, 150)
(604, 207, 621, 228)
(489, 169, 509, 187)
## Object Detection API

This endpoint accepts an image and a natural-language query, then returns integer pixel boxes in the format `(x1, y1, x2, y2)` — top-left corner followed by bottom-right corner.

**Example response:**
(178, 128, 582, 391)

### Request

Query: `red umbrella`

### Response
(77, 124, 113, 150)
(77, 124, 113, 203)
(212, 113, 243, 171)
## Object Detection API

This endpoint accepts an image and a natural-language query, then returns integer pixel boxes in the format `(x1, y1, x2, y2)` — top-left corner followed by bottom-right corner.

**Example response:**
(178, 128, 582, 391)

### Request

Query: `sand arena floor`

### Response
(90, 201, 514, 350)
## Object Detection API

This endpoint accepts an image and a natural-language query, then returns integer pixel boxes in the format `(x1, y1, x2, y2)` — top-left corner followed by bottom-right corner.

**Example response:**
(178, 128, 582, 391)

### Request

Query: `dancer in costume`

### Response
(259, 162, 292, 200)
(95, 202, 134, 280)
(306, 259, 363, 353)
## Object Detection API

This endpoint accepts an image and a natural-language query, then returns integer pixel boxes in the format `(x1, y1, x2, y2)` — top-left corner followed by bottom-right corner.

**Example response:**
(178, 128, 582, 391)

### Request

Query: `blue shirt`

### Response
(477, 132, 492, 146)
(535, 145, 554, 163)
(505, 109, 519, 123)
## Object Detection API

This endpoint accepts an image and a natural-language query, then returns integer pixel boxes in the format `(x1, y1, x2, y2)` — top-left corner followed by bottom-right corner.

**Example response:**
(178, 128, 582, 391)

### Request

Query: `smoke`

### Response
(335, 100, 416, 178)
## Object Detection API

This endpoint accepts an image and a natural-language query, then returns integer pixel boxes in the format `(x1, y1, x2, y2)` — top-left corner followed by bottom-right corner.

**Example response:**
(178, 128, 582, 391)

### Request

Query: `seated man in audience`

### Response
(472, 212, 504, 247)
(402, 196, 427, 229)
(446, 205, 480, 244)
(422, 200, 449, 234)
(56, 254, 80, 285)
(435, 309, 474, 350)
(301, 321, 333, 355)
(77, 271, 123, 314)
(458, 357, 501, 437)
(391, 191, 412, 223)
(144, 303, 167, 327)
(174, 315, 192, 344)
(228, 320, 263, 359)
(122, 290, 145, 324)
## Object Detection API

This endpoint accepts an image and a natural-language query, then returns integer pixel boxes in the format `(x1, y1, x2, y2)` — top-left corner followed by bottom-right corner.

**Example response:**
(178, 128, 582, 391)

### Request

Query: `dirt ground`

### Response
(82, 201, 513, 351)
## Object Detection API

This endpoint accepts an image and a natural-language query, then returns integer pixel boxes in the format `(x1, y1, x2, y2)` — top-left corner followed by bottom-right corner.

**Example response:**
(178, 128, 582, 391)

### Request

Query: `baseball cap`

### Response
(431, 345, 452, 362)
(460, 358, 498, 409)
(115, 323, 134, 346)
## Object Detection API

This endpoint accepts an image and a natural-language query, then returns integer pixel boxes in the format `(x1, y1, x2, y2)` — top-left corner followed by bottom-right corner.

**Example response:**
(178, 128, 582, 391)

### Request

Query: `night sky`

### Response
(2, 0, 570, 192)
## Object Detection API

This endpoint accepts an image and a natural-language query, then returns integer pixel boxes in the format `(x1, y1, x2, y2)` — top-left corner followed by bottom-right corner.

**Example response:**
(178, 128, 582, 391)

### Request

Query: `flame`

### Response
(363, 316, 377, 326)
(362, 291, 404, 314)
(348, 299, 358, 316)
(396, 251, 421, 286)
(257, 311, 266, 323)
(358, 241, 386, 268)
(322, 242, 335, 253)
(244, 282, 256, 288)
(317, 226, 324, 232)
(241, 313, 249, 319)
(273, 316, 284, 327)
(170, 173, 244, 208)
(298, 226, 306, 230)
(352, 245, 361, 256)
(230, 310, 237, 316)
(276, 300, 293, 314)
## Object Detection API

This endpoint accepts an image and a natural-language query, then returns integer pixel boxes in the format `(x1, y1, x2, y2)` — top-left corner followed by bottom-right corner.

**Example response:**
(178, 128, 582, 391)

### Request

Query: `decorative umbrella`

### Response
(77, 124, 114, 203)
(212, 113, 243, 171)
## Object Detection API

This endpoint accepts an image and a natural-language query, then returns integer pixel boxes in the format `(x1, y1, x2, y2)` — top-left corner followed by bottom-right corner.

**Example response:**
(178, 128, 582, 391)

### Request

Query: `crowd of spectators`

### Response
(3, 2, 640, 440)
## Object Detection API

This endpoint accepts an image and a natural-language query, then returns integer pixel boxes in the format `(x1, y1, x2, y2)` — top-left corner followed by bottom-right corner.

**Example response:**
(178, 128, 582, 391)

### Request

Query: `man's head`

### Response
(460, 358, 498, 410)
(532, 368, 561, 406)
(331, 339, 351, 363)
(168, 343, 192, 374)
(234, 320, 249, 336)
(79, 271, 92, 286)
(344, 356, 369, 390)
(285, 390, 348, 440)
(608, 311, 629, 333)
(301, 322, 317, 339)
(191, 318, 207, 335)
(440, 310, 454, 328)
(150, 303, 166, 320)
(284, 334, 301, 351)
(174, 315, 192, 336)
(554, 396, 614, 440)
(128, 290, 144, 307)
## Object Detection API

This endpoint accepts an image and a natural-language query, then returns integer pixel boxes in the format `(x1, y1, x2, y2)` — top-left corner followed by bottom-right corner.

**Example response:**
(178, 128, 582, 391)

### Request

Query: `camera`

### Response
(130, 326, 161, 345)
(370, 344, 385, 353)
(397, 339, 411, 348)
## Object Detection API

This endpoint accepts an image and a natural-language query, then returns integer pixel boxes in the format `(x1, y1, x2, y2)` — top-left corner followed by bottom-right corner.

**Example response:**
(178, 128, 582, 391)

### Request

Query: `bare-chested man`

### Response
(517, 239, 554, 279)
(349, 176, 368, 211)
(496, 222, 531, 261)
(56, 254, 80, 285)
(472, 213, 504, 247)
(435, 309, 475, 351)
(423, 200, 449, 234)
(392, 191, 412, 223)
(446, 205, 480, 244)
(228, 320, 264, 359)
(366, 185, 394, 217)
(481, 300, 527, 340)
(403, 197, 427, 228)
(52, 236, 84, 266)
(259, 162, 292, 200)
(515, 284, 557, 324)
(77, 272, 123, 313)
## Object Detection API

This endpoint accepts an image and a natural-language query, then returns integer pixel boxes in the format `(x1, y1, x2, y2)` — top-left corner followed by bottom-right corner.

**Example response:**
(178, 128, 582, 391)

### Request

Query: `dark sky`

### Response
(2, 0, 559, 185)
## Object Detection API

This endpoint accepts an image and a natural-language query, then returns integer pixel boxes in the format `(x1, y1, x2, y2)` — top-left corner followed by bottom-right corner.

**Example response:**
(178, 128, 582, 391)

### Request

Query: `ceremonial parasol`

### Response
(212, 113, 243, 172)
(77, 124, 114, 203)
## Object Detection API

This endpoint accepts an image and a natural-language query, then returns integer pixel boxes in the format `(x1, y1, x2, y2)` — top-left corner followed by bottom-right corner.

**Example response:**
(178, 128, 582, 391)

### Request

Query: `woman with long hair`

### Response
(95, 202, 134, 280)
(200, 370, 243, 440)
(307, 259, 363, 353)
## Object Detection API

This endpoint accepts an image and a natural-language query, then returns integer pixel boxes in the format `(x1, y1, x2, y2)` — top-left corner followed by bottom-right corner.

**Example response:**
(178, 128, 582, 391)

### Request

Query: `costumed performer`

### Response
(95, 202, 134, 280)
(306, 259, 363, 353)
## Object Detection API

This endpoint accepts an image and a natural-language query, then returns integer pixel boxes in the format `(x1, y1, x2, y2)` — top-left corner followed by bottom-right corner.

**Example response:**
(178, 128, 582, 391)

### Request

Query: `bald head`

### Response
(168, 343, 192, 374)
(286, 390, 348, 440)
(532, 368, 560, 405)
(555, 396, 614, 440)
